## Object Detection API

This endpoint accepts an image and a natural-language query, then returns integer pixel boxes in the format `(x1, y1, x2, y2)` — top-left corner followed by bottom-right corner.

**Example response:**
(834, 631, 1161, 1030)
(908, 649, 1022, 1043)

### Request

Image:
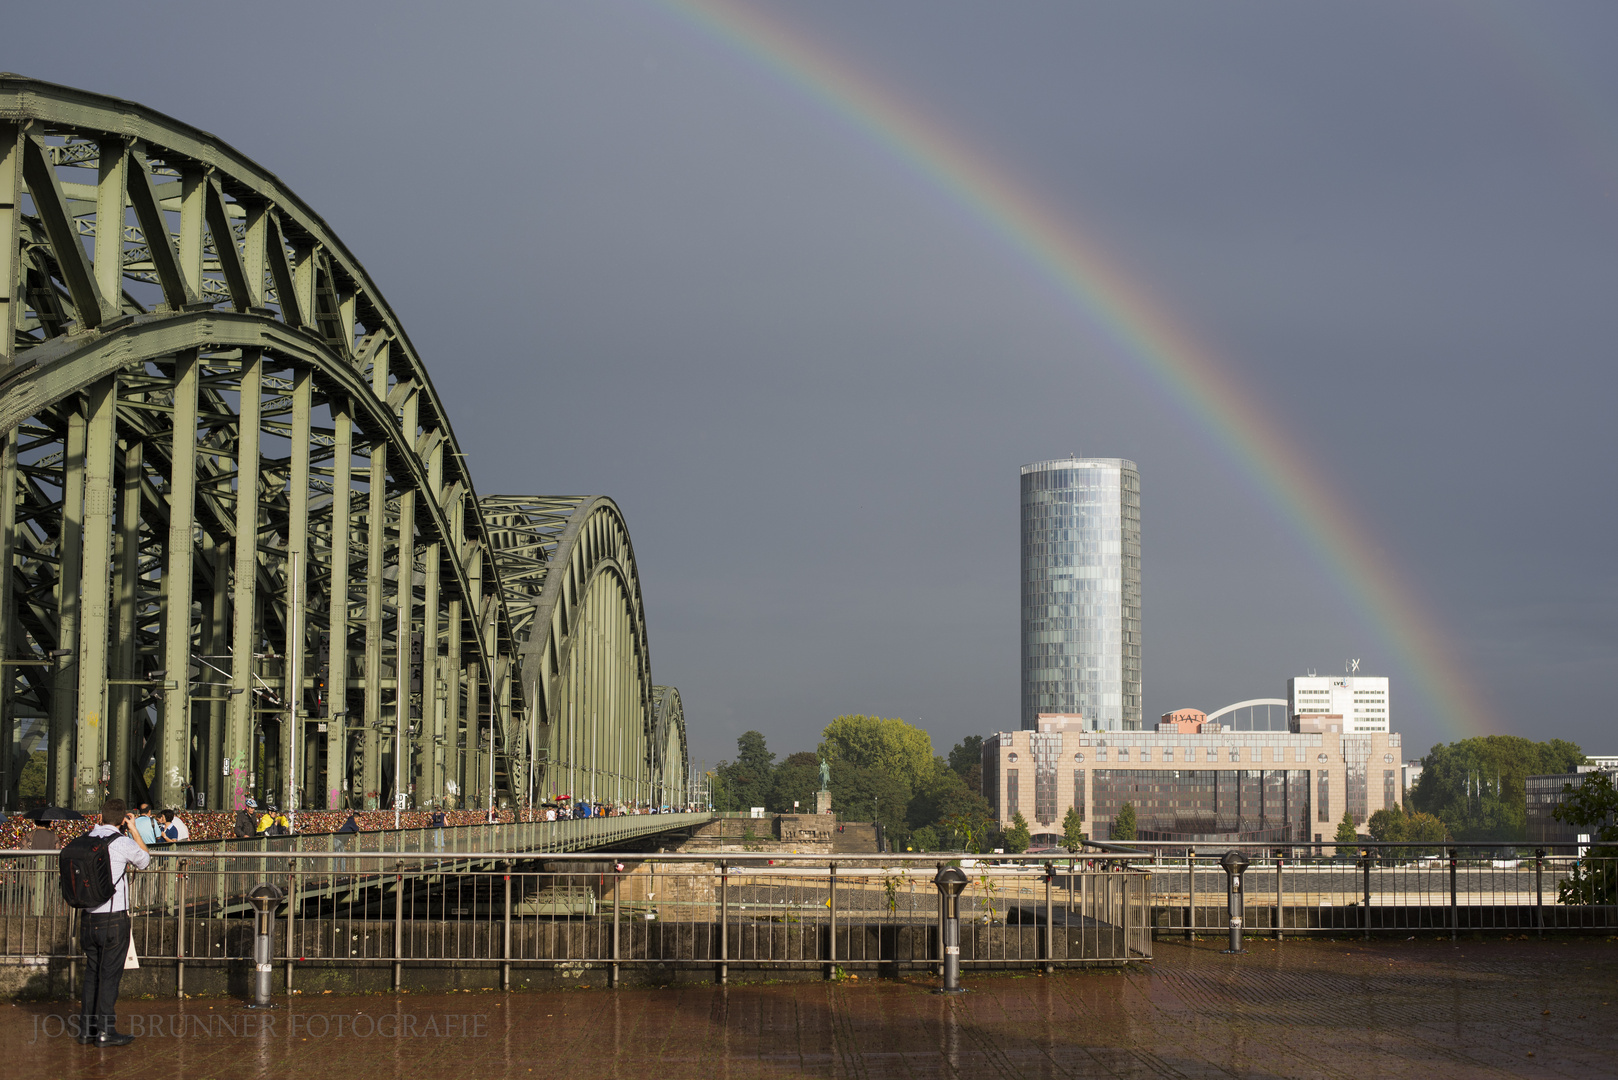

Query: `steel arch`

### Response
(0, 76, 684, 816)
(484, 496, 683, 809)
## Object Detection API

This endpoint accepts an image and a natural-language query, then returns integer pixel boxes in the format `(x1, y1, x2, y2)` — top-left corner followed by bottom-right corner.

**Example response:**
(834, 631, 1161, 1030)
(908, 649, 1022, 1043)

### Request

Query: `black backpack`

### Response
(59, 833, 121, 909)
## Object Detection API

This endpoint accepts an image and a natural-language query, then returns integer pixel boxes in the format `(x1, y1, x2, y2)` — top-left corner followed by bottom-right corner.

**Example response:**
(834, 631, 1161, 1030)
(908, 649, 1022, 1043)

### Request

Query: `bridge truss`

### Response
(0, 76, 684, 814)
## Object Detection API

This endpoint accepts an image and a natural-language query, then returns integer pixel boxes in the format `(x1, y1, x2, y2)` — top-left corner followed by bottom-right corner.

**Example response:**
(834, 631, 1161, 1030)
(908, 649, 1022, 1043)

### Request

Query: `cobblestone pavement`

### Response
(5, 937, 1615, 1078)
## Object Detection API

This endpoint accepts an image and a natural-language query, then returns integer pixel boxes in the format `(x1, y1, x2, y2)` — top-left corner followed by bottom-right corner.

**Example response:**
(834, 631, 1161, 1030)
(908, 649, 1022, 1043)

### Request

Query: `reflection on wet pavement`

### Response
(6, 937, 1615, 1078)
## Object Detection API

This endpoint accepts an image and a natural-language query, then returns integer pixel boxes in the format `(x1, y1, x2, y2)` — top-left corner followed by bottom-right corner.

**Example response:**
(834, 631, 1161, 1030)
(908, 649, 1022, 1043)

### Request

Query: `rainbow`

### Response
(662, 0, 1493, 740)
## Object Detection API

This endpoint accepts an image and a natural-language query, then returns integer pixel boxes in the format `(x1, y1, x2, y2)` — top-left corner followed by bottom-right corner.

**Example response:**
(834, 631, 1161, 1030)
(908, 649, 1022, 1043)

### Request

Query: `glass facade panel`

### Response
(1384, 769, 1396, 812)
(1020, 459, 1141, 729)
(1006, 769, 1019, 818)
(1090, 769, 1310, 841)
(1347, 763, 1368, 824)
(1317, 771, 1330, 822)
(1073, 770, 1084, 821)
(1031, 732, 1061, 824)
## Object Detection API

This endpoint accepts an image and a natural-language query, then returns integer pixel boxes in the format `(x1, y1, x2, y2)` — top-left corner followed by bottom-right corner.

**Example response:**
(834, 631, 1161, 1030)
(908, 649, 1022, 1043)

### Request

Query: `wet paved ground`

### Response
(5, 937, 1615, 1078)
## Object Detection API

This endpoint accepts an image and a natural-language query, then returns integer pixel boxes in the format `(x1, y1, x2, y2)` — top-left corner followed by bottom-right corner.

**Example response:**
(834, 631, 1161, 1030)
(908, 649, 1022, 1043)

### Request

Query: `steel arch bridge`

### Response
(0, 76, 685, 815)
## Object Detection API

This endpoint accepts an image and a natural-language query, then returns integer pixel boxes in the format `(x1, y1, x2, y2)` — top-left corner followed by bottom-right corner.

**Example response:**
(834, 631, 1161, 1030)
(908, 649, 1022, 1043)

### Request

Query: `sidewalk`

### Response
(5, 937, 1614, 1078)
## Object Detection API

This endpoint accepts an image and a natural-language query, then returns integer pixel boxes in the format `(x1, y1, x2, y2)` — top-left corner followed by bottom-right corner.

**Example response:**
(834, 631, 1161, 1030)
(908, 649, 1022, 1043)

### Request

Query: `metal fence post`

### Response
(502, 861, 512, 991)
(611, 862, 621, 987)
(1361, 848, 1371, 941)
(1456, 848, 1469, 939)
(1275, 854, 1284, 940)
(286, 850, 297, 994)
(718, 859, 728, 984)
(1534, 848, 1544, 937)
(176, 859, 187, 998)
(827, 861, 837, 979)
(1043, 864, 1054, 973)
(393, 861, 404, 990)
(1186, 847, 1195, 939)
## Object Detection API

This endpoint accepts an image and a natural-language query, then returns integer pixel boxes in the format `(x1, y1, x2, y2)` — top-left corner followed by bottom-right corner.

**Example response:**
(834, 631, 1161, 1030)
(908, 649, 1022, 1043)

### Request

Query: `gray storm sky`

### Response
(7, 1, 1615, 768)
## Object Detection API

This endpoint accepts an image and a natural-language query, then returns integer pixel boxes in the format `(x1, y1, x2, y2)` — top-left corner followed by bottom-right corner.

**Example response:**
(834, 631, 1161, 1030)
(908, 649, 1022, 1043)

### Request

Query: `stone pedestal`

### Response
(816, 791, 832, 815)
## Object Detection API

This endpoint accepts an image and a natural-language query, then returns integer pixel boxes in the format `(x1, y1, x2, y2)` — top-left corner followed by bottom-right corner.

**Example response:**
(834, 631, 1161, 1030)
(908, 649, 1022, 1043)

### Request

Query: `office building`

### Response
(1289, 673, 1389, 734)
(1526, 763, 1616, 850)
(1020, 458, 1141, 730)
(982, 724, 1403, 844)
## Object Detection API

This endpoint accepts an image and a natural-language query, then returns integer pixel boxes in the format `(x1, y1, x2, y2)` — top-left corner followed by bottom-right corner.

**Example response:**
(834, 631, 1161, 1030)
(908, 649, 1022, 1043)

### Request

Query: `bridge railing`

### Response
(0, 851, 1150, 981)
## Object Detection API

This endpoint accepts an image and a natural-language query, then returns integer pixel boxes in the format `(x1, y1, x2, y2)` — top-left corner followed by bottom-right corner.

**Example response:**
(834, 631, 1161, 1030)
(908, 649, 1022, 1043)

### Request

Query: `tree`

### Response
(1004, 811, 1032, 854)
(17, 750, 47, 802)
(819, 715, 936, 793)
(714, 731, 776, 813)
(768, 751, 820, 813)
(1334, 809, 1359, 847)
(1061, 805, 1087, 851)
(1409, 736, 1585, 841)
(909, 825, 939, 852)
(911, 772, 995, 853)
(1551, 771, 1618, 904)
(1111, 801, 1136, 842)
(1367, 805, 1408, 842)
(947, 735, 983, 794)
(829, 760, 912, 847)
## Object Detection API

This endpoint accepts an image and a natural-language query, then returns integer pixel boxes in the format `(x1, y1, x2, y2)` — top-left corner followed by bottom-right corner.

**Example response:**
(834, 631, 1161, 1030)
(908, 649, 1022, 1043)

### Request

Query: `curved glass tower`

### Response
(1021, 458, 1141, 730)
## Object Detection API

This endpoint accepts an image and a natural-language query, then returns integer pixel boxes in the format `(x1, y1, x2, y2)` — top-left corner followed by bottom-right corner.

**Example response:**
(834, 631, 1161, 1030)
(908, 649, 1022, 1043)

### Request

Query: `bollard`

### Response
(1219, 850, 1249, 954)
(934, 865, 969, 993)
(246, 883, 284, 1008)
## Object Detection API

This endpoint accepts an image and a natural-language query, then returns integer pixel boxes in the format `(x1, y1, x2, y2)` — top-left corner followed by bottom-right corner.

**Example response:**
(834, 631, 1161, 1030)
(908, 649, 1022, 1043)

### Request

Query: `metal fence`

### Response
(0, 851, 1150, 988)
(1114, 841, 1618, 938)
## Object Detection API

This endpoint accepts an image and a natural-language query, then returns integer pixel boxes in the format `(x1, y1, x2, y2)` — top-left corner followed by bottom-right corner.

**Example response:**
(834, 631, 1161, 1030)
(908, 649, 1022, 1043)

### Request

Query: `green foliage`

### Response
(768, 751, 820, 813)
(819, 715, 936, 793)
(1367, 803, 1449, 849)
(18, 750, 47, 800)
(714, 731, 776, 813)
(1003, 811, 1032, 853)
(1335, 809, 1359, 846)
(946, 735, 983, 794)
(947, 735, 983, 775)
(917, 772, 995, 853)
(1366, 806, 1406, 841)
(1552, 771, 1618, 905)
(708, 769, 736, 813)
(829, 760, 912, 847)
(1111, 801, 1136, 842)
(1410, 736, 1585, 841)
(1061, 805, 1087, 851)
(909, 825, 939, 852)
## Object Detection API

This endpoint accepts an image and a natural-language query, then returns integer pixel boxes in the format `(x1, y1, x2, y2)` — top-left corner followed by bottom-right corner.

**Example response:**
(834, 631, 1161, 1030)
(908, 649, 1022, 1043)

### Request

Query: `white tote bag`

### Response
(124, 929, 140, 970)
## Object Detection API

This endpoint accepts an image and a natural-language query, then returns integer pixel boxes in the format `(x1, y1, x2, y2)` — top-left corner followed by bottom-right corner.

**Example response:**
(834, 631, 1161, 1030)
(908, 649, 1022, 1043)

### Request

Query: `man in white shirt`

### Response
(79, 797, 150, 1046)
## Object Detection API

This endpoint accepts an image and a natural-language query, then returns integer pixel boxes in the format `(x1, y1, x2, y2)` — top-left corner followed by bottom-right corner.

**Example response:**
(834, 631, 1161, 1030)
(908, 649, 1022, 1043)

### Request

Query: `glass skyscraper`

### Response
(1020, 458, 1141, 730)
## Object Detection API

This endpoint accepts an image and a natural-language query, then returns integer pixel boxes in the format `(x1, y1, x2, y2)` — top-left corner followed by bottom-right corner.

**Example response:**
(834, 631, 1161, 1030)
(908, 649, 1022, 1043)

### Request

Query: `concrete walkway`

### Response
(5, 937, 1614, 1078)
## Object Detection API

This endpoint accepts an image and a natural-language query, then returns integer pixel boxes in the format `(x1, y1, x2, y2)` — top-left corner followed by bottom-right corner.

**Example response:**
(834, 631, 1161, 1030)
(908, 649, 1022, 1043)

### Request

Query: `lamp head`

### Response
(1220, 849, 1250, 876)
(933, 864, 968, 898)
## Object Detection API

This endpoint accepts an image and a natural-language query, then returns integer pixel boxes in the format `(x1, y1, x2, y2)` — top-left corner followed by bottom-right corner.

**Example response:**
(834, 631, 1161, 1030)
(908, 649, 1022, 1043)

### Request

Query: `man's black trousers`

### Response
(80, 910, 130, 1037)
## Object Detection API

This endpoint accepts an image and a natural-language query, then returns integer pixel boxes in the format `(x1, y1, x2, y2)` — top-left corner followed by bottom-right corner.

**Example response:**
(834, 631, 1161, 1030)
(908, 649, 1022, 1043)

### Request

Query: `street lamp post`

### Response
(933, 864, 969, 993)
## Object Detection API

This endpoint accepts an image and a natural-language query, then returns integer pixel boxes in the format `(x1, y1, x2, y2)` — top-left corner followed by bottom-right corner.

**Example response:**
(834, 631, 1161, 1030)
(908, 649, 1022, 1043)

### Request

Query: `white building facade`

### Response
(1288, 674, 1389, 734)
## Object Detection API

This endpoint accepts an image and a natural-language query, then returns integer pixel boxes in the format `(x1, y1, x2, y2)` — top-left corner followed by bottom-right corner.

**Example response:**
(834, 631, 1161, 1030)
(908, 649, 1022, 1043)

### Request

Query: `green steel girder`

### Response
(0, 76, 688, 817)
